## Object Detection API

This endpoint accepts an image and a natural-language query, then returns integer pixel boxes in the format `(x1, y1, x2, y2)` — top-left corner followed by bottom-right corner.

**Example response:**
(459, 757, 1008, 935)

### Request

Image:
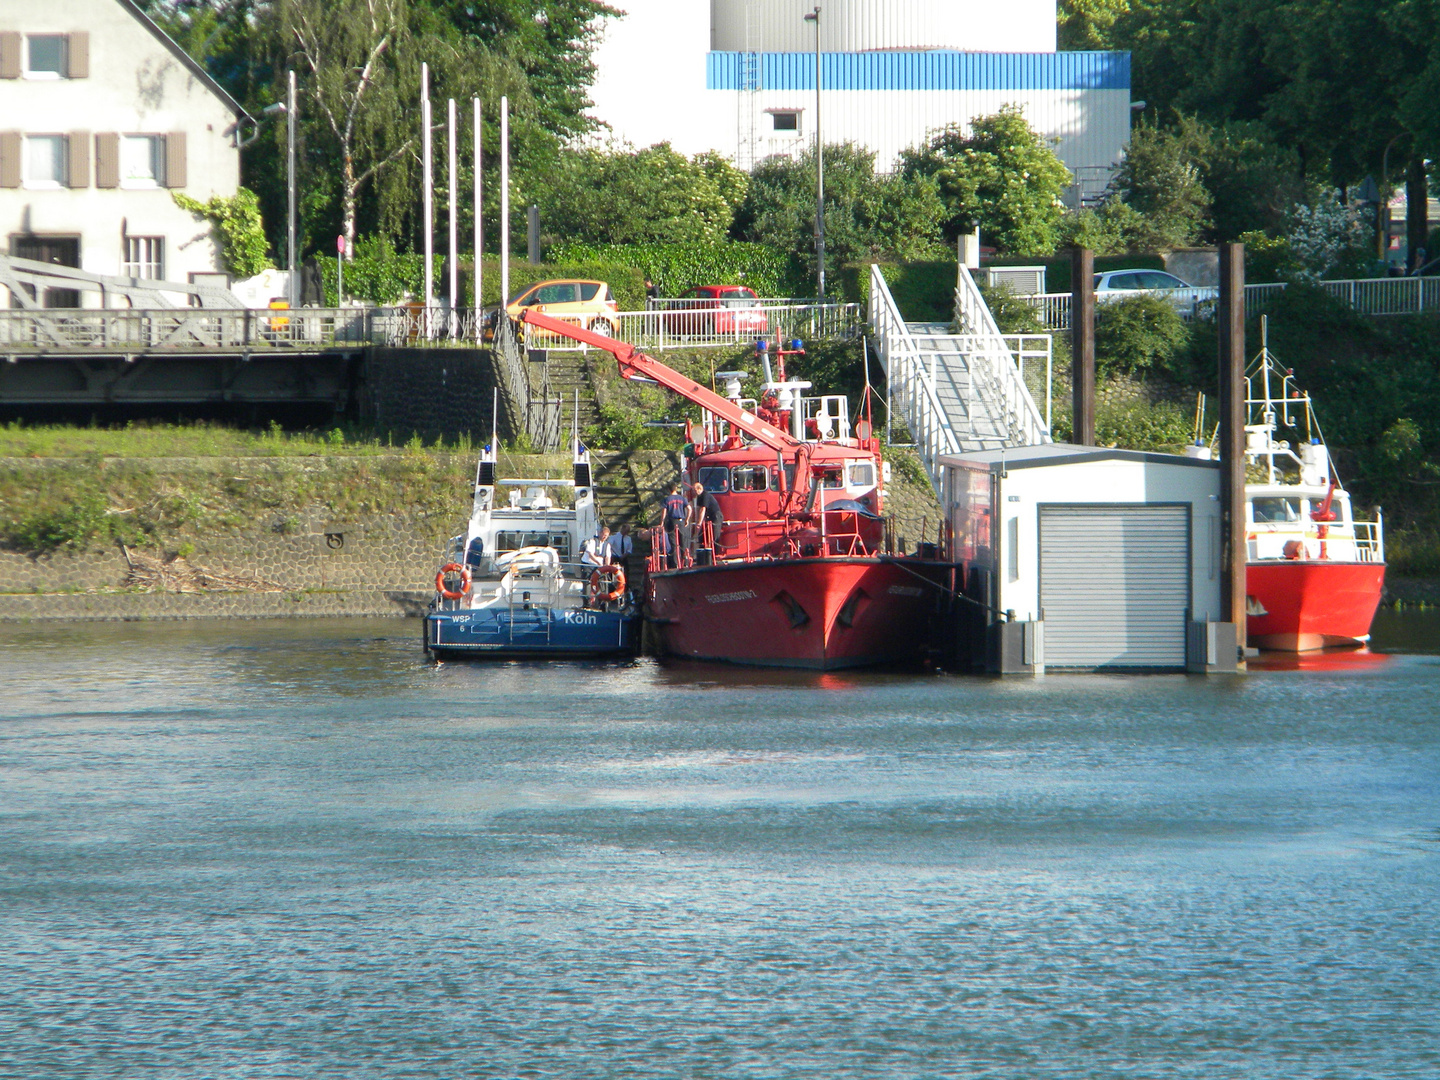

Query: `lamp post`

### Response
(803, 5, 824, 301)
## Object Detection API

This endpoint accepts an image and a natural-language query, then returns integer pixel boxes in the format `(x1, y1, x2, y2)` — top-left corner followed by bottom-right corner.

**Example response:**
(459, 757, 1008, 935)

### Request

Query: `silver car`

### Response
(1093, 269, 1218, 318)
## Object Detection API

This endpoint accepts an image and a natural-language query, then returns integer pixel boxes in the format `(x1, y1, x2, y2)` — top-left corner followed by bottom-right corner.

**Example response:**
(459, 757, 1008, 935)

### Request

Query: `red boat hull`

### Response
(648, 557, 945, 669)
(1246, 560, 1386, 651)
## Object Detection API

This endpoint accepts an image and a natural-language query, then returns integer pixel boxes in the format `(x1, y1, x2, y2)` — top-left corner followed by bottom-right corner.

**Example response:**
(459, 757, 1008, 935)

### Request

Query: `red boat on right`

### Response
(1236, 322, 1385, 651)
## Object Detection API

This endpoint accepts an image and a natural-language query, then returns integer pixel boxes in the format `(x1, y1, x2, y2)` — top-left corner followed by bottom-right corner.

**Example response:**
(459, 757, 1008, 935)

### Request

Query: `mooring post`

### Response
(1218, 241, 1248, 653)
(1070, 247, 1095, 445)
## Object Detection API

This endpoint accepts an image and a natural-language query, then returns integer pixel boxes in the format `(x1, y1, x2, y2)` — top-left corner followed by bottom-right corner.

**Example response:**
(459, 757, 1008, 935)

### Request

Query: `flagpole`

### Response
(421, 62, 433, 338)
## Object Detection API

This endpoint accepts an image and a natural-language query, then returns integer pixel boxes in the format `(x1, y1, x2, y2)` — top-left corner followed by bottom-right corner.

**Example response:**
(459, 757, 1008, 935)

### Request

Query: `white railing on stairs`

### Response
(867, 266, 961, 489)
(953, 268, 1051, 449)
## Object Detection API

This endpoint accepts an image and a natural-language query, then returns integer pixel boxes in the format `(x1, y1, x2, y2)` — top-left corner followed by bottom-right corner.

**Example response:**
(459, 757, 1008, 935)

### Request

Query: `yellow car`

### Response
(504, 279, 619, 336)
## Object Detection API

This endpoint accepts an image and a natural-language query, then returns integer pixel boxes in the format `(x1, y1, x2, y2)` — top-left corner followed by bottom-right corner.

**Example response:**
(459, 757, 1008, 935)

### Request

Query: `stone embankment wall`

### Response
(359, 348, 503, 441)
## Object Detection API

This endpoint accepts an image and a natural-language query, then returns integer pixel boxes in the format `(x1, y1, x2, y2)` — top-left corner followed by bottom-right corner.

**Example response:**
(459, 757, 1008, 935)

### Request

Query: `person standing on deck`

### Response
(612, 524, 634, 561)
(661, 484, 687, 568)
(581, 526, 613, 567)
(691, 481, 724, 554)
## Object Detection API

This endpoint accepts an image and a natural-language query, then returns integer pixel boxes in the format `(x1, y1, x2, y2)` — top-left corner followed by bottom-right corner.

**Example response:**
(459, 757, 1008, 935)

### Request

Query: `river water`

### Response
(2, 612, 1438, 1078)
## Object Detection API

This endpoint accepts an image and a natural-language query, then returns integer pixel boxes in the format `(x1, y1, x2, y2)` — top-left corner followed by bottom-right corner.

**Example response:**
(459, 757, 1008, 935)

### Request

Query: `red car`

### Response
(665, 285, 769, 337)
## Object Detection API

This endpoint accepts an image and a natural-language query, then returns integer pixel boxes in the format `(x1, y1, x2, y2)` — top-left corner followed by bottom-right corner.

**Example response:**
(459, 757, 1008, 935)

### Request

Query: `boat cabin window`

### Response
(697, 467, 729, 493)
(847, 462, 874, 488)
(730, 465, 768, 492)
(494, 530, 571, 559)
(1252, 497, 1301, 523)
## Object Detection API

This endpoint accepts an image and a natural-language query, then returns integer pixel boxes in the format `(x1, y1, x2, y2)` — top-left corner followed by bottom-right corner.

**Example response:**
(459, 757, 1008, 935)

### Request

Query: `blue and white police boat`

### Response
(423, 434, 639, 658)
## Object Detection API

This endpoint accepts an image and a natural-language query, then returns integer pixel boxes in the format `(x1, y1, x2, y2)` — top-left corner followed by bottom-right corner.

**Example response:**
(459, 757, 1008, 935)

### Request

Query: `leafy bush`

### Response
(1094, 295, 1191, 377)
(840, 261, 956, 321)
(548, 241, 805, 298)
(172, 187, 273, 277)
(4, 493, 114, 554)
(317, 236, 646, 308)
(977, 282, 1048, 334)
(1094, 400, 1195, 452)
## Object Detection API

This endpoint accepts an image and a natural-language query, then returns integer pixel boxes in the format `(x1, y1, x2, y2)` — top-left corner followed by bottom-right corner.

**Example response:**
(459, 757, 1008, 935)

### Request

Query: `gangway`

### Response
(866, 264, 1050, 494)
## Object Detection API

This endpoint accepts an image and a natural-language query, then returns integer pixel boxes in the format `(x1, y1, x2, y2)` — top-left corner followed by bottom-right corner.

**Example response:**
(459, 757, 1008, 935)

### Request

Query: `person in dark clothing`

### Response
(661, 483, 688, 568)
(691, 481, 724, 553)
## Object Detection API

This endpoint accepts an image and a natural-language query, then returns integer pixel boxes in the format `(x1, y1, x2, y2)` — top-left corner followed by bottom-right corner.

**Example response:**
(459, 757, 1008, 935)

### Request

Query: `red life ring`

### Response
(436, 562, 471, 599)
(588, 564, 626, 605)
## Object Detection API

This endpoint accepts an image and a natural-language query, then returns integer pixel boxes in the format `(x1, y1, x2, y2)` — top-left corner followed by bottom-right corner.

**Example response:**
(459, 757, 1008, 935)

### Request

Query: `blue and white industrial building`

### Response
(588, 0, 1132, 200)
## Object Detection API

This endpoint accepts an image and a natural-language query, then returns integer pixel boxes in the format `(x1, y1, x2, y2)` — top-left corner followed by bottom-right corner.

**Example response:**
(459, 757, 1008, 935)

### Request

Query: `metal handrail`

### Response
(868, 266, 961, 489)
(953, 270, 1050, 449)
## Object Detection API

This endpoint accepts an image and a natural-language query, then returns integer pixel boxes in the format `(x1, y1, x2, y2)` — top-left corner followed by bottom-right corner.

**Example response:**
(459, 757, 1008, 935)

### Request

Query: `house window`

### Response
(24, 135, 66, 188)
(771, 111, 800, 132)
(123, 237, 164, 280)
(26, 35, 65, 79)
(121, 135, 164, 188)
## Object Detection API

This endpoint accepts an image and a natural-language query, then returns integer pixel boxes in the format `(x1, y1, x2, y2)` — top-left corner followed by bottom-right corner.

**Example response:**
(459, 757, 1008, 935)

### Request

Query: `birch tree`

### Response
(279, 0, 419, 251)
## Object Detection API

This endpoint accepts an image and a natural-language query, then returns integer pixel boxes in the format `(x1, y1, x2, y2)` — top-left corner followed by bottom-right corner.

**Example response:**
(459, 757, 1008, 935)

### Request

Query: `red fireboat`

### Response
(1192, 320, 1386, 651)
(519, 310, 954, 669)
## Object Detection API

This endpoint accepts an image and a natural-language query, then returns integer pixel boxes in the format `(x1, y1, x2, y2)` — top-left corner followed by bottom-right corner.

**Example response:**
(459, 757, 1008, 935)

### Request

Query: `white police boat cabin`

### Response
(423, 436, 638, 657)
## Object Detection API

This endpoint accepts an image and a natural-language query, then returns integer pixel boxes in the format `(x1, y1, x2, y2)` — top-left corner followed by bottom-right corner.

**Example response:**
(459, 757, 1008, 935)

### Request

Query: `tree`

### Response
(1108, 118, 1211, 248)
(528, 143, 746, 246)
(1057, 0, 1131, 49)
(733, 144, 947, 276)
(898, 107, 1071, 255)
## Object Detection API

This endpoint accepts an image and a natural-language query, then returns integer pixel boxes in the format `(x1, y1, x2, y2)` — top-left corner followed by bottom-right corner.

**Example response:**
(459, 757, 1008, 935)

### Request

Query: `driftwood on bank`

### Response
(120, 546, 285, 593)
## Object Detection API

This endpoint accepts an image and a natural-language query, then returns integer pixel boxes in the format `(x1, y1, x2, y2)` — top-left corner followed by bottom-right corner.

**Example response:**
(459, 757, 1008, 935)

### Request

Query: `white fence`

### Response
(519, 302, 863, 353)
(1019, 276, 1440, 331)
(953, 270, 1051, 449)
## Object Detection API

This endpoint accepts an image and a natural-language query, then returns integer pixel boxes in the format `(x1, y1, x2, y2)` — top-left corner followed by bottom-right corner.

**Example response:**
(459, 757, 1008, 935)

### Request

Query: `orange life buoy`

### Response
(436, 562, 471, 599)
(588, 564, 626, 605)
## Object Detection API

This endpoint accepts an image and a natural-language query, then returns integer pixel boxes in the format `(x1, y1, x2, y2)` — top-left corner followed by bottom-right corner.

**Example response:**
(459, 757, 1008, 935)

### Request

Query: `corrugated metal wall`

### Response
(711, 0, 1056, 54)
(725, 87, 1130, 174)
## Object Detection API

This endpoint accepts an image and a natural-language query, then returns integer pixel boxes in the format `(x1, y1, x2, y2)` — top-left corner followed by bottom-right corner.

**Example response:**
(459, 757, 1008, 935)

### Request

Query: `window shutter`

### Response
(0, 132, 20, 188)
(66, 32, 89, 79)
(68, 131, 90, 188)
(95, 132, 119, 188)
(0, 33, 19, 80)
(165, 131, 186, 188)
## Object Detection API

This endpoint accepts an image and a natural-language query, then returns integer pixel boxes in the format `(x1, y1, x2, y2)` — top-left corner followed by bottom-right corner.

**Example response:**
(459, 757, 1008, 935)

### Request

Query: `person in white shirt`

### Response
(612, 524, 634, 561)
(581, 526, 613, 567)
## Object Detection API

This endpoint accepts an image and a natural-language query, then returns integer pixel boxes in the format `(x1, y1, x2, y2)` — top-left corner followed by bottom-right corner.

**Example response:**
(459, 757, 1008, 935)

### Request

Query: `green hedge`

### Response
(318, 245, 646, 310)
(838, 261, 956, 322)
(546, 241, 807, 299)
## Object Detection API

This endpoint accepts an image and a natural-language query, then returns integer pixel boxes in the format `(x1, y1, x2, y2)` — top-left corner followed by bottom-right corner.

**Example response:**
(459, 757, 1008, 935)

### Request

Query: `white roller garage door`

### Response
(1039, 505, 1191, 668)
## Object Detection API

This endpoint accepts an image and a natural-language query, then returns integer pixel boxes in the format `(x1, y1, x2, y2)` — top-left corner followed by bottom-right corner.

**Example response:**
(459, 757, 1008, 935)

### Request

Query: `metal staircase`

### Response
(867, 264, 1050, 494)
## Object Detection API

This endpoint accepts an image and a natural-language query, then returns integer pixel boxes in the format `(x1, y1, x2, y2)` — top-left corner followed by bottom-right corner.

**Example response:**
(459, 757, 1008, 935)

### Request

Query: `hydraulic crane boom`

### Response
(518, 309, 801, 452)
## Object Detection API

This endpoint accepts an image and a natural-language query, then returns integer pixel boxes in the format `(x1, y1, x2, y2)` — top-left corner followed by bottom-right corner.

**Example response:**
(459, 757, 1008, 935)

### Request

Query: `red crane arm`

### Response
(519, 309, 801, 452)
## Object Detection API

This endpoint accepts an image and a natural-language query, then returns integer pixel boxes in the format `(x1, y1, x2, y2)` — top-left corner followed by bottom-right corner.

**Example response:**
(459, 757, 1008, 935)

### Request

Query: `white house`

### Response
(587, 0, 1130, 200)
(0, 0, 248, 307)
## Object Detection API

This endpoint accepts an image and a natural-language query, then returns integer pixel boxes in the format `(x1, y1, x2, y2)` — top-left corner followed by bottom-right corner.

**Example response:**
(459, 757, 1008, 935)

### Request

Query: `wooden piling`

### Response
(1218, 241, 1248, 648)
(1070, 247, 1095, 445)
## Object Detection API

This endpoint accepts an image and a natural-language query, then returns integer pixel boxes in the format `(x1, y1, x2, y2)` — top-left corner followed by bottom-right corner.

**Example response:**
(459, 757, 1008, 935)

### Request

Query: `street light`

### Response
(803, 5, 824, 301)
(230, 91, 295, 304)
(1379, 131, 1406, 264)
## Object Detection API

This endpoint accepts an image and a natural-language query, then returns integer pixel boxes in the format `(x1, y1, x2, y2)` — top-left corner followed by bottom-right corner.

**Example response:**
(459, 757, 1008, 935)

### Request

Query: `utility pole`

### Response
(473, 97, 482, 334)
(448, 97, 458, 339)
(500, 96, 510, 308)
(803, 5, 824, 300)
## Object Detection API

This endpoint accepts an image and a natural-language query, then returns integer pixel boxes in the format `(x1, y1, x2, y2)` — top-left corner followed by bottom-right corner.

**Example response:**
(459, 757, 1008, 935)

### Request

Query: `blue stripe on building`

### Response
(706, 50, 1130, 92)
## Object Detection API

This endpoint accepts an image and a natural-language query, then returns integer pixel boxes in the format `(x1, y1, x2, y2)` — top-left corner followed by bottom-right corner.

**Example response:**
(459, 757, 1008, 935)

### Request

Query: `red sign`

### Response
(337, 234, 346, 254)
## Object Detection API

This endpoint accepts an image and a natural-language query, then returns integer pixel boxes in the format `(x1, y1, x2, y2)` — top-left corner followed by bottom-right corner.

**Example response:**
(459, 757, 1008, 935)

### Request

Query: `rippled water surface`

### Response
(2, 614, 1438, 1079)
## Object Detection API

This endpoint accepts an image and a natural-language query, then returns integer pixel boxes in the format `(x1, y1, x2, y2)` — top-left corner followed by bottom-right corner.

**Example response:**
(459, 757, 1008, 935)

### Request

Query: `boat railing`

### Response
(646, 511, 885, 573)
